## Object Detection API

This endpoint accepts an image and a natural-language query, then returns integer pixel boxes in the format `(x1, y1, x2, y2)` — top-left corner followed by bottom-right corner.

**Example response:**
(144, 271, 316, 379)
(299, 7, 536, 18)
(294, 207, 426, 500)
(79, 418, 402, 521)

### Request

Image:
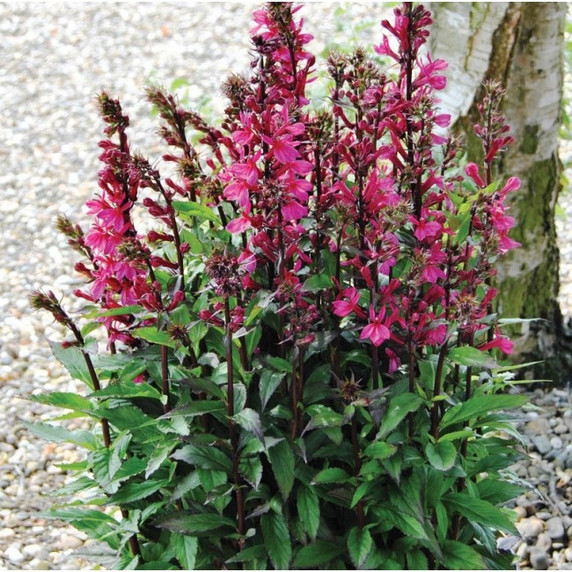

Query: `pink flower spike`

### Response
(465, 163, 485, 188)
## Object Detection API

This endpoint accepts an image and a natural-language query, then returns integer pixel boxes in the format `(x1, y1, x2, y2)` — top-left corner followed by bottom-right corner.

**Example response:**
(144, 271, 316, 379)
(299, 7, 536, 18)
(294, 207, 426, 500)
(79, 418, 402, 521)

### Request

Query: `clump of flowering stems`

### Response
(33, 2, 522, 568)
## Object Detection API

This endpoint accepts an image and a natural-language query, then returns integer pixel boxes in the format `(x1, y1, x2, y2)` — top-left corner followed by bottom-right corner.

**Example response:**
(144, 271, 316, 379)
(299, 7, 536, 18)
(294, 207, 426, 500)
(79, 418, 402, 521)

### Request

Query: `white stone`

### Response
(5, 544, 25, 564)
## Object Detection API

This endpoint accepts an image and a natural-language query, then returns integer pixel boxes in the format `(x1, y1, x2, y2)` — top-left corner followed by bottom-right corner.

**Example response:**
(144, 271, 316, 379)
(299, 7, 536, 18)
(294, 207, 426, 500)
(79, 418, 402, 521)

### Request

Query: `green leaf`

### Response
(157, 512, 236, 536)
(425, 441, 457, 471)
(91, 447, 123, 493)
(132, 326, 176, 348)
(364, 441, 397, 460)
(313, 467, 350, 484)
(297, 485, 320, 540)
(377, 393, 424, 439)
(267, 439, 295, 498)
(48, 340, 93, 387)
(172, 444, 233, 474)
(259, 369, 286, 411)
(303, 273, 334, 292)
(303, 404, 345, 433)
(261, 511, 292, 569)
(263, 355, 293, 373)
(172, 533, 198, 569)
(24, 421, 97, 450)
(171, 472, 201, 502)
(293, 540, 345, 568)
(107, 478, 168, 505)
(91, 381, 162, 401)
(347, 526, 373, 568)
(226, 544, 267, 565)
(28, 392, 94, 413)
(439, 394, 529, 430)
(441, 540, 484, 569)
(476, 478, 522, 505)
(449, 346, 499, 369)
(172, 200, 221, 225)
(146, 442, 174, 479)
(47, 507, 118, 524)
(444, 492, 518, 535)
(233, 408, 264, 442)
(178, 376, 224, 399)
(85, 305, 145, 319)
(162, 400, 225, 419)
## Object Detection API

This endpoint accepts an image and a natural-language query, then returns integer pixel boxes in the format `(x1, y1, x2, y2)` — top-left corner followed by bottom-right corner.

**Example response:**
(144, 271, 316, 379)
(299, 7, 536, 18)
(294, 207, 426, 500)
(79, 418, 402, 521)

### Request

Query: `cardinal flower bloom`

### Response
(360, 305, 391, 347)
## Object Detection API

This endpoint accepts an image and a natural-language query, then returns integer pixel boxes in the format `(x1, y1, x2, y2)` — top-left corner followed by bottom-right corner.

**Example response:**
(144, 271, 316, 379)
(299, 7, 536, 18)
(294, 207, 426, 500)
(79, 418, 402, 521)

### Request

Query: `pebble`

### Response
(0, 528, 16, 539)
(5, 544, 25, 565)
(532, 435, 553, 455)
(529, 548, 550, 570)
(519, 517, 545, 543)
(546, 517, 566, 540)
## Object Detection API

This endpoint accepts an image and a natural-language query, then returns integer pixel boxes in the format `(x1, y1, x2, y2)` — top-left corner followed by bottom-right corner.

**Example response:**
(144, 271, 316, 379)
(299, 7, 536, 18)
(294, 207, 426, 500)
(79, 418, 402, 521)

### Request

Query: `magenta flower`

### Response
(412, 217, 442, 241)
(332, 288, 365, 319)
(360, 305, 391, 347)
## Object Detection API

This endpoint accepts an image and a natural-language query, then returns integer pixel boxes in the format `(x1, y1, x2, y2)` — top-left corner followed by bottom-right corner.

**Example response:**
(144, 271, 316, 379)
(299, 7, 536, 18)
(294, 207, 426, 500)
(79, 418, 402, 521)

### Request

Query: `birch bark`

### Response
(430, 3, 567, 377)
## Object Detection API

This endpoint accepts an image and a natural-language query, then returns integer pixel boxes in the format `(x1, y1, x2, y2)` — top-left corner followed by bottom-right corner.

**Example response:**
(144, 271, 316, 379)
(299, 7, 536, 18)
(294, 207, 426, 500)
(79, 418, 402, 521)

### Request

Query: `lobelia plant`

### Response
(30, 2, 532, 569)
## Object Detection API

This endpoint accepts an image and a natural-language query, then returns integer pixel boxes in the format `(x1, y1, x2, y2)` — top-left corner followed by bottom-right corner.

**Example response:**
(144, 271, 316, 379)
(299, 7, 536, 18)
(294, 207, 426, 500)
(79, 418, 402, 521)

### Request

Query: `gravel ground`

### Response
(1, 3, 572, 570)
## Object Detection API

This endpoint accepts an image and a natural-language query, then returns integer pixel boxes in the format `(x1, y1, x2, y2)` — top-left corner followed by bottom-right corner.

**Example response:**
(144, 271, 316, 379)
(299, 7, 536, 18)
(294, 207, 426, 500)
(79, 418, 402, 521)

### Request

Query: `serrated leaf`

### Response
(91, 448, 123, 493)
(226, 544, 267, 564)
(293, 540, 345, 568)
(267, 439, 294, 498)
(444, 492, 518, 535)
(28, 392, 94, 413)
(364, 441, 397, 460)
(47, 507, 118, 523)
(261, 511, 291, 569)
(303, 273, 334, 292)
(439, 394, 529, 430)
(171, 472, 201, 502)
(313, 467, 350, 484)
(132, 326, 176, 348)
(233, 408, 264, 442)
(107, 479, 168, 505)
(425, 441, 457, 471)
(347, 526, 373, 568)
(259, 369, 286, 411)
(303, 404, 345, 433)
(377, 393, 424, 439)
(178, 376, 224, 398)
(297, 485, 320, 540)
(161, 400, 225, 419)
(172, 533, 198, 569)
(48, 340, 93, 386)
(172, 200, 221, 225)
(157, 512, 235, 536)
(146, 442, 174, 479)
(441, 540, 484, 569)
(24, 421, 97, 450)
(449, 346, 499, 369)
(172, 444, 232, 474)
(91, 381, 162, 401)
(85, 305, 145, 319)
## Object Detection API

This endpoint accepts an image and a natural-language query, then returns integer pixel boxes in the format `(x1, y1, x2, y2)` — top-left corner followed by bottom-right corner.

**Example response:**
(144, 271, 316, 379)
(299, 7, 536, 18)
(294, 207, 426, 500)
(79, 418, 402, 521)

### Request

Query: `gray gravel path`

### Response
(1, 2, 572, 570)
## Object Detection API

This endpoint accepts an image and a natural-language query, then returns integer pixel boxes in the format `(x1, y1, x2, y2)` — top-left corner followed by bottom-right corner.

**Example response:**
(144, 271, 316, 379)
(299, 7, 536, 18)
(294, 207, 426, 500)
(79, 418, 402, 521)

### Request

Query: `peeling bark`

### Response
(430, 3, 568, 380)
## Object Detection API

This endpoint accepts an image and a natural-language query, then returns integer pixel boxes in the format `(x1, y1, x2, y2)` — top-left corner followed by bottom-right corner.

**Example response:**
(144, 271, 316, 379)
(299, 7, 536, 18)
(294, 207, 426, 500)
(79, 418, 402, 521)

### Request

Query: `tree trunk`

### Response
(430, 3, 568, 381)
